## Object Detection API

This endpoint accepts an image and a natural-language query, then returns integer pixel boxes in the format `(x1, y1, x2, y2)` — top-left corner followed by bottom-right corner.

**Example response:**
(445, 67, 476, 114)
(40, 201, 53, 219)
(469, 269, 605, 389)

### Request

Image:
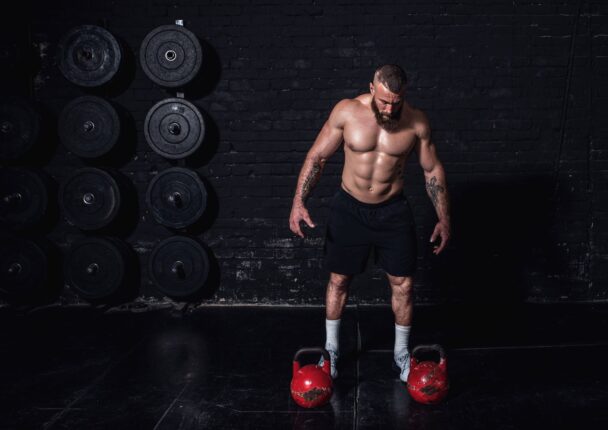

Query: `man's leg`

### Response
(320, 272, 353, 379)
(388, 274, 414, 325)
(387, 274, 414, 382)
(326, 272, 353, 320)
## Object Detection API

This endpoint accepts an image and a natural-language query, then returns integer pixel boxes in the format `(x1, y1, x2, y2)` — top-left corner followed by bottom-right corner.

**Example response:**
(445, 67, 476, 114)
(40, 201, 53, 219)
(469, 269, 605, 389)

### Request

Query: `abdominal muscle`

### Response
(340, 148, 406, 204)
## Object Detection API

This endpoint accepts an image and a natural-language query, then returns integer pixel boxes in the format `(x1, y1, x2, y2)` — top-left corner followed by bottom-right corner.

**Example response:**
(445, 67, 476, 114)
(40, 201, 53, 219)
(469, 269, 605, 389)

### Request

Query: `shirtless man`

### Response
(289, 64, 451, 382)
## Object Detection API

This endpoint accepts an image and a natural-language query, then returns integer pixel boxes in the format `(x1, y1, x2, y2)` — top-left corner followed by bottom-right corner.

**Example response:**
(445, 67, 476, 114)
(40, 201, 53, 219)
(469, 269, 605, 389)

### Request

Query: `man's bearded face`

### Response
(371, 97, 402, 131)
(370, 83, 404, 131)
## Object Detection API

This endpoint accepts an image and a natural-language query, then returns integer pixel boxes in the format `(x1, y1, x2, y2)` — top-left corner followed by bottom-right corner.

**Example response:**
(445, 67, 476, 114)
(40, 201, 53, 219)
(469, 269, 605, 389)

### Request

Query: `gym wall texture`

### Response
(1, 0, 607, 305)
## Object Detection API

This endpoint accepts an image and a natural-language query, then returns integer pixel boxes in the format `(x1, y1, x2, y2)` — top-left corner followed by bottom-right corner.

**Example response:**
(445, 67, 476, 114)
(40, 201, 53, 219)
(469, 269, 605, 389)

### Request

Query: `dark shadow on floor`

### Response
(0, 303, 607, 429)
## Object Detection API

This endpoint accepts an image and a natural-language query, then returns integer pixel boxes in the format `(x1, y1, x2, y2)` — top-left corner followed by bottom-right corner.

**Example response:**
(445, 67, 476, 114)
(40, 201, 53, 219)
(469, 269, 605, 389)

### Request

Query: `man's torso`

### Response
(340, 94, 421, 204)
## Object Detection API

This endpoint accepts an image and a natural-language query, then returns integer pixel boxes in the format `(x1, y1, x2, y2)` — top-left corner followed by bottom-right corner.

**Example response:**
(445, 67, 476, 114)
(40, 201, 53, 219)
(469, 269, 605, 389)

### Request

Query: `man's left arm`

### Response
(415, 113, 451, 255)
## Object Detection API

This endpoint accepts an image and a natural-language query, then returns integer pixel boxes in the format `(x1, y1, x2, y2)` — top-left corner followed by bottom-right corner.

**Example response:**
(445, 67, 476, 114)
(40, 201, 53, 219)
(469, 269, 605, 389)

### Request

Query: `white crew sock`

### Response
(325, 318, 341, 354)
(394, 323, 411, 359)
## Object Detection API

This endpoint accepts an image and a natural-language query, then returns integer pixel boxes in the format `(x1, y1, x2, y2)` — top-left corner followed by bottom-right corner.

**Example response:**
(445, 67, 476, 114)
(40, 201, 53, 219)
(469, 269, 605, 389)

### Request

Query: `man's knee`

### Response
(388, 275, 414, 297)
(328, 272, 353, 290)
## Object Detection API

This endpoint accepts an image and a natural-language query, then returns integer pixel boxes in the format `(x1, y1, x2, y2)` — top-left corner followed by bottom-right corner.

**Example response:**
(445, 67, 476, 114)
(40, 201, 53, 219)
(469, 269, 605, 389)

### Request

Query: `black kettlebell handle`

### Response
(412, 344, 446, 360)
(294, 347, 329, 363)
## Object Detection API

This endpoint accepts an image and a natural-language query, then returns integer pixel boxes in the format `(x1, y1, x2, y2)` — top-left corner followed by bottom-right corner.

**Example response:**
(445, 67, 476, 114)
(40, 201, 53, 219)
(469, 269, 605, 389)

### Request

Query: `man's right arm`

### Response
(289, 99, 349, 238)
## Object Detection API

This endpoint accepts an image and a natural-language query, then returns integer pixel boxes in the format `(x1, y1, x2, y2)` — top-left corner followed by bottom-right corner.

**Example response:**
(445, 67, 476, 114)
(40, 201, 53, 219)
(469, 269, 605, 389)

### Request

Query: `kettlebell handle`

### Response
(294, 347, 330, 363)
(412, 344, 446, 360)
(293, 347, 331, 377)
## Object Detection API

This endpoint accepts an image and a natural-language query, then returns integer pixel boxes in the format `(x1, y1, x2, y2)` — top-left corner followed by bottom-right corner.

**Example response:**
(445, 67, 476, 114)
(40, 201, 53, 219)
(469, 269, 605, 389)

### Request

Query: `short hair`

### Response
(372, 64, 407, 93)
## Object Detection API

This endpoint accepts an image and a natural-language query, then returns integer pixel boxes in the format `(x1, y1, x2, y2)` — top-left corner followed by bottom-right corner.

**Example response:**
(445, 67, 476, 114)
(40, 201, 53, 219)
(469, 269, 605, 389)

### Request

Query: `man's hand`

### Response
(289, 204, 316, 238)
(430, 221, 450, 255)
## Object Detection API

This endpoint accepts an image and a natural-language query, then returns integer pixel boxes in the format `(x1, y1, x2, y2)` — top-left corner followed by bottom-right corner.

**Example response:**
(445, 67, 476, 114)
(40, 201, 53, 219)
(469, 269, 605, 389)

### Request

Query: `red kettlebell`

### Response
(407, 344, 449, 404)
(290, 347, 333, 408)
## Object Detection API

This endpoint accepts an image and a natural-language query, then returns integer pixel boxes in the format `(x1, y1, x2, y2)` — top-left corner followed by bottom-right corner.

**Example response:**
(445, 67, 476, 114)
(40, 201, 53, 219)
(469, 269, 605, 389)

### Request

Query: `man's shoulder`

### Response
(410, 108, 431, 140)
(328, 96, 368, 125)
(334, 95, 368, 112)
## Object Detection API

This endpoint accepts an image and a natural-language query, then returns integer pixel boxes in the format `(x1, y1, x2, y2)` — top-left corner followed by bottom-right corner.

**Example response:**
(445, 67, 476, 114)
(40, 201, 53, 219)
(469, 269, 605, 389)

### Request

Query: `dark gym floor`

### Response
(1, 302, 608, 429)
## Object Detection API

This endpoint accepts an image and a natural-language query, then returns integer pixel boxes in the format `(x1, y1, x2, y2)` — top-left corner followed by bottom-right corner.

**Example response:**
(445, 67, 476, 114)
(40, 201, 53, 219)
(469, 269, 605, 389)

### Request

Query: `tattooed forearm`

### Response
(425, 176, 445, 208)
(301, 161, 322, 202)
(425, 175, 450, 223)
(294, 156, 326, 205)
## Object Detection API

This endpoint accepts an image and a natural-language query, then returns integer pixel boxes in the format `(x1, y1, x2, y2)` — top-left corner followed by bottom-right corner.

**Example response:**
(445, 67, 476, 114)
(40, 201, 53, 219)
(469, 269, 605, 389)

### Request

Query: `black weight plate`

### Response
(59, 167, 121, 230)
(59, 96, 120, 158)
(140, 25, 202, 88)
(0, 237, 47, 297)
(148, 236, 209, 298)
(144, 98, 205, 159)
(0, 168, 49, 229)
(146, 167, 207, 229)
(57, 25, 121, 87)
(0, 98, 41, 160)
(65, 236, 127, 299)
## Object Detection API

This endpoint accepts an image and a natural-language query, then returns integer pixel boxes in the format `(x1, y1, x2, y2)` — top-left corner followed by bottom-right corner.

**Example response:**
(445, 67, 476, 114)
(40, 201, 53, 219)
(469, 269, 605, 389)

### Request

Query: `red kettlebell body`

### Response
(407, 344, 449, 404)
(290, 347, 333, 408)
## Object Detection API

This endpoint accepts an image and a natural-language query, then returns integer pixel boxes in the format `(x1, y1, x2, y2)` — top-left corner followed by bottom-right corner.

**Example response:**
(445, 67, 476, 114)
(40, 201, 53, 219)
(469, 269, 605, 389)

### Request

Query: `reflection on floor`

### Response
(1, 303, 607, 429)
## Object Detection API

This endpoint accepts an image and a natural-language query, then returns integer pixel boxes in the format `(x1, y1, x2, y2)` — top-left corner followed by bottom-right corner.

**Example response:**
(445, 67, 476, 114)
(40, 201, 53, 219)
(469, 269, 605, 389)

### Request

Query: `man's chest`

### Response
(343, 120, 418, 157)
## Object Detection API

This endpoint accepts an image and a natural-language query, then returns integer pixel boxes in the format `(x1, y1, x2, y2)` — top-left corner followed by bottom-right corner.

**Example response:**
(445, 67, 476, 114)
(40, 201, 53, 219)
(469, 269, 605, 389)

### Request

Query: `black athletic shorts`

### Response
(323, 187, 417, 277)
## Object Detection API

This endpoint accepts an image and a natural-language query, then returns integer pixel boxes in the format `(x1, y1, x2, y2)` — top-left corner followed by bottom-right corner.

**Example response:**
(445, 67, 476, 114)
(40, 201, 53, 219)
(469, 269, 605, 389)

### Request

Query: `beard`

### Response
(371, 98, 401, 131)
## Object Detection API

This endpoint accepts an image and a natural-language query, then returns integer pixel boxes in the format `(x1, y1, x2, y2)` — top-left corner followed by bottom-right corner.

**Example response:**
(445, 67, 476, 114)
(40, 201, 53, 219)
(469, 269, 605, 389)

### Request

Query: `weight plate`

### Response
(144, 98, 205, 159)
(59, 167, 121, 230)
(0, 168, 49, 229)
(148, 236, 209, 298)
(65, 236, 127, 299)
(0, 98, 41, 160)
(57, 25, 122, 87)
(140, 24, 202, 88)
(146, 167, 207, 229)
(58, 96, 121, 158)
(0, 237, 48, 297)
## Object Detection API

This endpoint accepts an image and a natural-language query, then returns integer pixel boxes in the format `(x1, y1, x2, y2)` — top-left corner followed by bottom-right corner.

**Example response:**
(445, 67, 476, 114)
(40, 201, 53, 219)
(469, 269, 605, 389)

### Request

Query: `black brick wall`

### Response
(3, 0, 607, 304)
